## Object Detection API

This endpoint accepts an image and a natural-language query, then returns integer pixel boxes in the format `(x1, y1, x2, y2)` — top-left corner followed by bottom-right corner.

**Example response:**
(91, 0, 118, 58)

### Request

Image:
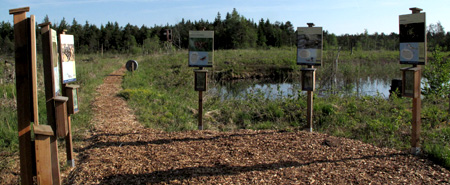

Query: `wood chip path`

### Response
(66, 67, 450, 184)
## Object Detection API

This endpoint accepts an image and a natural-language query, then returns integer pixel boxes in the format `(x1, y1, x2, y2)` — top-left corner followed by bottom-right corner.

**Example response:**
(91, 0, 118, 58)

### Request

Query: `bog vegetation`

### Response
(1, 9, 450, 170)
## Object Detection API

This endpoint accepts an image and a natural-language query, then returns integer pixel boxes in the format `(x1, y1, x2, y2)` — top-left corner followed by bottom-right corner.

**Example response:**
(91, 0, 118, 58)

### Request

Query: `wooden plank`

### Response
(30, 15, 39, 125)
(10, 8, 34, 185)
(307, 65, 314, 132)
(411, 66, 422, 154)
(198, 91, 203, 130)
(34, 125, 54, 136)
(307, 91, 313, 132)
(66, 116, 75, 167)
(35, 134, 53, 185)
(9, 7, 30, 15)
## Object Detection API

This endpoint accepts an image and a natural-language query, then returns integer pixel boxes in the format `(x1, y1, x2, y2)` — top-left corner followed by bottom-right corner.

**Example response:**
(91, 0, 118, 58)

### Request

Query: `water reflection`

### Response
(210, 77, 393, 100)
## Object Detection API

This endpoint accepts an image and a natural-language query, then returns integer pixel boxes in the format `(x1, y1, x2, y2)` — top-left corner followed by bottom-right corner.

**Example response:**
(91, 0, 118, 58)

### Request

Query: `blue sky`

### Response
(2, 0, 449, 35)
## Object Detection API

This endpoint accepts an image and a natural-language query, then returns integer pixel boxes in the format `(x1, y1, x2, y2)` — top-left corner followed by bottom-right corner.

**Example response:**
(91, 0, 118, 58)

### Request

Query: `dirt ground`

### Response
(2, 67, 450, 184)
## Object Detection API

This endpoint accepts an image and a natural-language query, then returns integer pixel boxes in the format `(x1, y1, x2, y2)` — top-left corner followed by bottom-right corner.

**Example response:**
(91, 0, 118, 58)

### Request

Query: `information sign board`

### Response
(399, 13, 426, 65)
(189, 31, 214, 67)
(297, 27, 323, 66)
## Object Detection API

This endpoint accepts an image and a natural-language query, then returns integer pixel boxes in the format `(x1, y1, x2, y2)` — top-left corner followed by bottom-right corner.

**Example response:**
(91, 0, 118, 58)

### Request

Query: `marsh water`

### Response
(210, 76, 396, 100)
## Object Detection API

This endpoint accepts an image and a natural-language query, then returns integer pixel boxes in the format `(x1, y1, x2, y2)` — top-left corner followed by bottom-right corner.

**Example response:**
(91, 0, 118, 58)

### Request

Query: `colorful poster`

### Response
(399, 13, 426, 65)
(60, 34, 76, 83)
(297, 27, 323, 66)
(51, 29, 61, 96)
(189, 31, 214, 67)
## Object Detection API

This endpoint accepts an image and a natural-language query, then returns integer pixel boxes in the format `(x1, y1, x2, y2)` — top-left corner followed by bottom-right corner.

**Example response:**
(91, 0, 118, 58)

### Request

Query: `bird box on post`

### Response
(301, 68, 316, 91)
(33, 124, 54, 185)
(54, 96, 68, 138)
(401, 67, 420, 98)
(65, 84, 80, 115)
(194, 69, 208, 91)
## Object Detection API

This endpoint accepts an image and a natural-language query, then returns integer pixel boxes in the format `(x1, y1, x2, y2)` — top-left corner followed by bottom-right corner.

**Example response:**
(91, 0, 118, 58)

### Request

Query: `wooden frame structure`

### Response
(399, 7, 426, 155)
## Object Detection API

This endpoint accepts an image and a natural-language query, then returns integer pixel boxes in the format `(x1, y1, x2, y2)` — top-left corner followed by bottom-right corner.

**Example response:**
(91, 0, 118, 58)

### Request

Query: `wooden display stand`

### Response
(399, 7, 426, 155)
(65, 84, 79, 166)
(59, 30, 78, 167)
(189, 30, 214, 130)
(9, 7, 45, 185)
(298, 23, 321, 132)
(39, 22, 63, 184)
(194, 69, 208, 130)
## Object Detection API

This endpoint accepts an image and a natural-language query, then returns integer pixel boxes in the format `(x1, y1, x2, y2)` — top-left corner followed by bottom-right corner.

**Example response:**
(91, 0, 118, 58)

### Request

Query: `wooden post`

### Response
(409, 7, 423, 155)
(9, 7, 34, 185)
(65, 85, 79, 167)
(306, 22, 315, 133)
(34, 125, 54, 185)
(198, 67, 204, 130)
(39, 22, 62, 185)
(199, 90, 203, 130)
(411, 65, 422, 154)
(307, 65, 314, 132)
(59, 30, 76, 167)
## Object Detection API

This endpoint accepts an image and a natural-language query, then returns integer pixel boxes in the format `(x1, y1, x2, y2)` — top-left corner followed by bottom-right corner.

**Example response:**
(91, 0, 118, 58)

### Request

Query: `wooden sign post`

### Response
(39, 22, 63, 184)
(9, 7, 38, 185)
(399, 7, 426, 155)
(297, 23, 323, 132)
(189, 30, 214, 130)
(65, 84, 79, 167)
(194, 69, 208, 130)
(59, 30, 78, 167)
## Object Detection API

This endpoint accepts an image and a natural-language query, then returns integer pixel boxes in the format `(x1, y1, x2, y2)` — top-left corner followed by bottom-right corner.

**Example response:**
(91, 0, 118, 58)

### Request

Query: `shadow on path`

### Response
(99, 153, 408, 184)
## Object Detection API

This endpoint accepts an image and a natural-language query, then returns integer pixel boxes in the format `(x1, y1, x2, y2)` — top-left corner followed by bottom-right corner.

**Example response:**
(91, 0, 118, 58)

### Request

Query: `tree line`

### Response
(1, 9, 449, 55)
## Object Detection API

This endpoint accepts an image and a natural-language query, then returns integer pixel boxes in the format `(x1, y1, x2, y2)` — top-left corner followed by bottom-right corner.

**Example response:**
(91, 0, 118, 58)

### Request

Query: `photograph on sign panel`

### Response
(399, 22, 425, 43)
(61, 35, 76, 83)
(189, 51, 211, 66)
(400, 43, 419, 62)
(297, 34, 321, 49)
(189, 37, 213, 52)
(62, 43, 75, 62)
(297, 49, 319, 64)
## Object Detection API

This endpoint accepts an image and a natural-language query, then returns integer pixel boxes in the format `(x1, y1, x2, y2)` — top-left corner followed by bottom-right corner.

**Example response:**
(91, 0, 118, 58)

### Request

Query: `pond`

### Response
(210, 76, 396, 100)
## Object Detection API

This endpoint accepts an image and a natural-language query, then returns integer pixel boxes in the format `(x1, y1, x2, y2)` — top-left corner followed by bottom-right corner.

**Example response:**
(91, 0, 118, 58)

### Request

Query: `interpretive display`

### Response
(60, 34, 76, 83)
(189, 31, 214, 67)
(297, 27, 323, 66)
(399, 12, 426, 65)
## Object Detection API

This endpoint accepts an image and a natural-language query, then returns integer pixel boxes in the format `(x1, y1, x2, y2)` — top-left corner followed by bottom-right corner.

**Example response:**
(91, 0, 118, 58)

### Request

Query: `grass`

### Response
(0, 53, 125, 153)
(120, 48, 450, 169)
